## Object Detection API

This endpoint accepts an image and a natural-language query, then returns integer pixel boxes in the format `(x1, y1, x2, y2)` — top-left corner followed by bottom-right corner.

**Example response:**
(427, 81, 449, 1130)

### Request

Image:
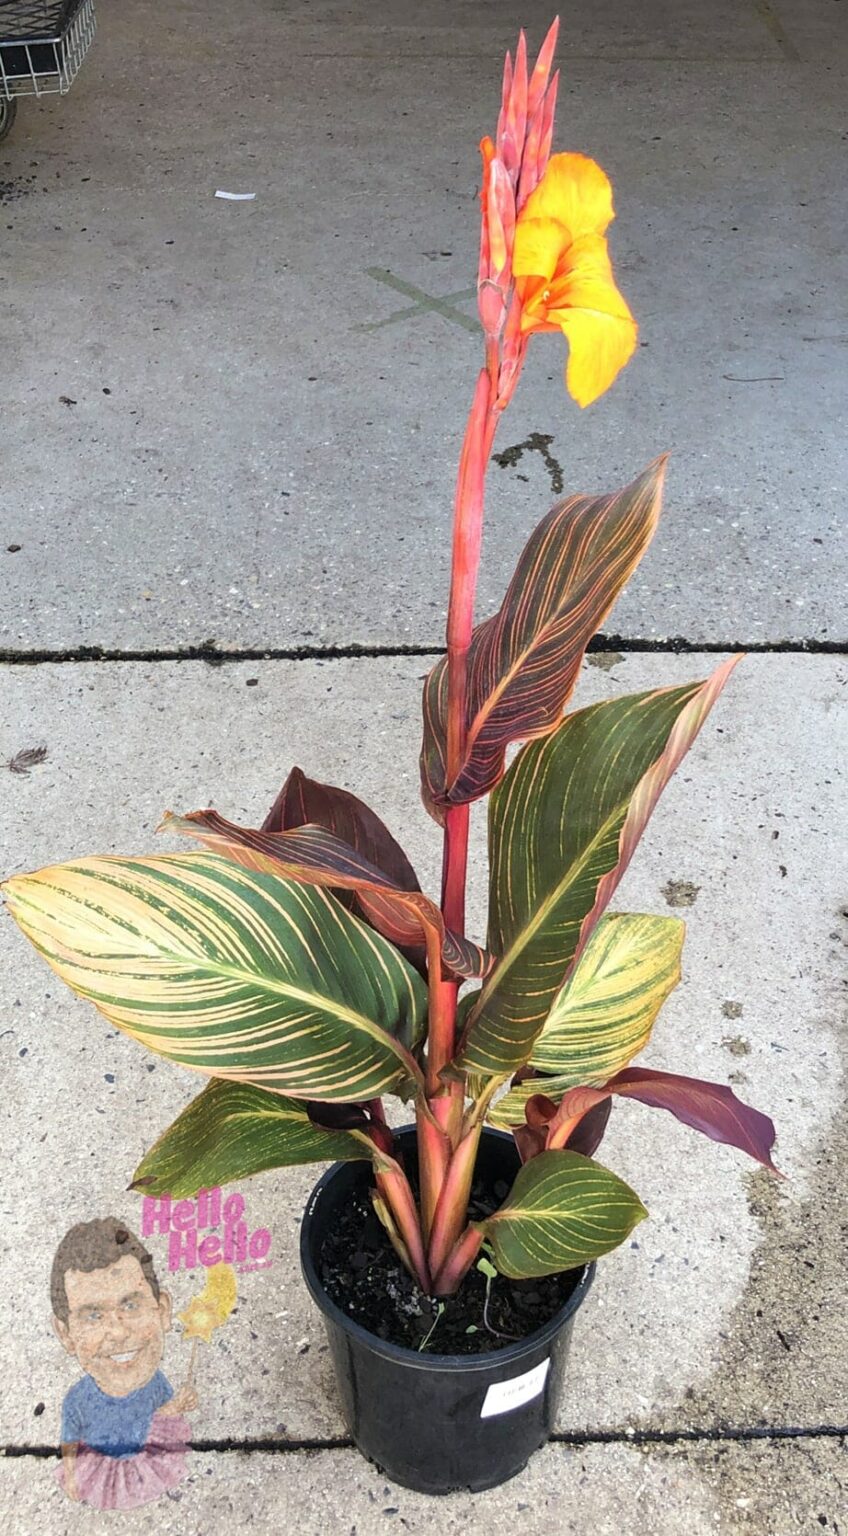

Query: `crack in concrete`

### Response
(0, 637, 843, 667)
(3, 1425, 846, 1460)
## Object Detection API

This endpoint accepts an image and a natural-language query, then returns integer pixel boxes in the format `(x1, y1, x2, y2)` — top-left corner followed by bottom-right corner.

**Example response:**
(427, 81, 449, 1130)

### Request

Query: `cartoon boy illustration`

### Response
(51, 1217, 197, 1509)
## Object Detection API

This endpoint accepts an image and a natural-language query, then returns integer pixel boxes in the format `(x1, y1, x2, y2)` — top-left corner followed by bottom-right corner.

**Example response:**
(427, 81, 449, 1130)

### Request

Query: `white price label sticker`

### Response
(480, 1359, 550, 1418)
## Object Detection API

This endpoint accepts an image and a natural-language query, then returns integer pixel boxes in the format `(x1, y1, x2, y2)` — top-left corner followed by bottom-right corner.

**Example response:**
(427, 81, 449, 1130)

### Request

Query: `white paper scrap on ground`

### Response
(215, 190, 256, 201)
(480, 1358, 550, 1418)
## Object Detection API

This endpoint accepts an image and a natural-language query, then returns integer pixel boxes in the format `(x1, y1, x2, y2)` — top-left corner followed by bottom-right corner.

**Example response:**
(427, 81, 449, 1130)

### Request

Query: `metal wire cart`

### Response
(0, 0, 96, 141)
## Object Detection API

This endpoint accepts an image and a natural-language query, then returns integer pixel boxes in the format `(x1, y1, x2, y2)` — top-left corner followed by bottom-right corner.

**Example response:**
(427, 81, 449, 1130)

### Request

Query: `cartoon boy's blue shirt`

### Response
(61, 1370, 173, 1458)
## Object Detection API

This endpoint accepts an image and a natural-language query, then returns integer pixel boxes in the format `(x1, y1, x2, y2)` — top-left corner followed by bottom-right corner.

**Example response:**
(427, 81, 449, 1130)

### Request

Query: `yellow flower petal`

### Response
(559, 305, 638, 407)
(513, 215, 569, 283)
(518, 153, 615, 254)
(516, 232, 637, 405)
(544, 233, 633, 323)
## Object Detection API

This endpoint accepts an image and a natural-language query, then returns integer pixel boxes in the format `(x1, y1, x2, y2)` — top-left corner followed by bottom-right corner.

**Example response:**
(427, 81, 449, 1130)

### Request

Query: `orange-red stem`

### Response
(416, 1104, 451, 1242)
(431, 1224, 485, 1297)
(426, 1120, 484, 1280)
(416, 329, 504, 1293)
(375, 1161, 431, 1293)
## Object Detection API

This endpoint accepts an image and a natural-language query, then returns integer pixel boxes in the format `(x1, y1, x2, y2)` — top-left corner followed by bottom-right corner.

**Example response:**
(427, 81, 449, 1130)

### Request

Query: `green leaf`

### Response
(3, 852, 427, 1101)
(457, 661, 738, 1079)
(532, 913, 684, 1075)
(132, 1079, 370, 1197)
(421, 458, 666, 816)
(478, 1150, 647, 1278)
(488, 912, 684, 1126)
(163, 809, 490, 982)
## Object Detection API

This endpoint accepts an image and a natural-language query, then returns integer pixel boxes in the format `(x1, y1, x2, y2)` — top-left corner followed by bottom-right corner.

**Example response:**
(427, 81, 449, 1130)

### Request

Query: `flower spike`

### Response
(537, 70, 559, 176)
(500, 48, 513, 132)
(519, 68, 560, 209)
(527, 16, 559, 124)
(497, 30, 528, 181)
(479, 24, 561, 343)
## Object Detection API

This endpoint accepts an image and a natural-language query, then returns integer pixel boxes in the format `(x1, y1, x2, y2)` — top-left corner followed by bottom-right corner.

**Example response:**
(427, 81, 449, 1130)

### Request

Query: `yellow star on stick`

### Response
(178, 1264, 238, 1386)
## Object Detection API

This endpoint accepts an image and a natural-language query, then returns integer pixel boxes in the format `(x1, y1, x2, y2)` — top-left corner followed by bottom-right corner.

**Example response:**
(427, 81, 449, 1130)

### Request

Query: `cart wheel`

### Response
(0, 97, 17, 143)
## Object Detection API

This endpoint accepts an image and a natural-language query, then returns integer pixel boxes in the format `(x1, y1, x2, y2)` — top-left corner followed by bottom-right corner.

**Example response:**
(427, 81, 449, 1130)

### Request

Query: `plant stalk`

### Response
(374, 1158, 431, 1293)
(426, 1118, 484, 1280)
(431, 1224, 485, 1297)
(416, 1100, 451, 1242)
(414, 340, 504, 1287)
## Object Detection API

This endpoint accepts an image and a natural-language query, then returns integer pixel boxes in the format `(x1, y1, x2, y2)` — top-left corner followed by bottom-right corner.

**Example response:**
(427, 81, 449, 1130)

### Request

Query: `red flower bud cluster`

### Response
(477, 17, 560, 394)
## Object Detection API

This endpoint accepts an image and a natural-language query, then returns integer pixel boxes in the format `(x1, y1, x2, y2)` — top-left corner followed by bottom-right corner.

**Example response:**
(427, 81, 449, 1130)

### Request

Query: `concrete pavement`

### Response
(1, 655, 845, 1528)
(1, 0, 845, 649)
(1, 0, 845, 1528)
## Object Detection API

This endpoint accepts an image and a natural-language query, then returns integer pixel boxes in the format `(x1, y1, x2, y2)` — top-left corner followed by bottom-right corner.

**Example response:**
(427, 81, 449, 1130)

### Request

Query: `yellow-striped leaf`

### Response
(488, 913, 684, 1125)
(478, 1150, 647, 1278)
(132, 1079, 370, 1198)
(421, 458, 666, 817)
(162, 809, 490, 981)
(3, 852, 426, 1101)
(457, 660, 738, 1079)
(533, 913, 684, 1075)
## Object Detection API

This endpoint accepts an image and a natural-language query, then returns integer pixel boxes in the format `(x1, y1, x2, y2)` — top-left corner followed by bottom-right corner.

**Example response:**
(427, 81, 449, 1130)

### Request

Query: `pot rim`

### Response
(299, 1127, 595, 1373)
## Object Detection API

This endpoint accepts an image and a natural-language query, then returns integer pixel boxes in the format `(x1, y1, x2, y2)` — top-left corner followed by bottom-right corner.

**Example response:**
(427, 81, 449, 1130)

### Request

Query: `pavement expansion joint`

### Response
(3, 1425, 846, 1460)
(0, 637, 844, 668)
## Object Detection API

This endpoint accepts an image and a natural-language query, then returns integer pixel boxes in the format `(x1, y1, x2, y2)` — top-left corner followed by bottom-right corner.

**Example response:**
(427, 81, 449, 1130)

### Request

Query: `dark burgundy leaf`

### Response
(263, 766, 420, 893)
(306, 1102, 370, 1133)
(524, 1092, 558, 1128)
(607, 1067, 780, 1172)
(306, 1102, 396, 1158)
(164, 806, 489, 982)
(565, 1097, 612, 1158)
(512, 1124, 547, 1164)
(420, 459, 666, 816)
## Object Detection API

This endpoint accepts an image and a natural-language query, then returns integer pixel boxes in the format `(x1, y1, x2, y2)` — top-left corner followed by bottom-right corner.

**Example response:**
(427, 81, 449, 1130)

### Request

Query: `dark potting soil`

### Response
(318, 1172, 581, 1356)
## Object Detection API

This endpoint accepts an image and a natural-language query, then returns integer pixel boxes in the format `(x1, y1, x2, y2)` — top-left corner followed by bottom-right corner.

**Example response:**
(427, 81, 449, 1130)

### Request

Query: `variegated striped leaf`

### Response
(3, 853, 427, 1100)
(162, 809, 490, 981)
(131, 1079, 371, 1198)
(532, 912, 684, 1075)
(488, 913, 684, 1125)
(457, 660, 739, 1078)
(478, 1150, 647, 1277)
(421, 458, 666, 816)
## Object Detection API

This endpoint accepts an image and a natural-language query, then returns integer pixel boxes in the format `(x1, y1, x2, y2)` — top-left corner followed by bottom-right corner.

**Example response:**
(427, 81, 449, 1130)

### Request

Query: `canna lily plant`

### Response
(4, 21, 777, 1305)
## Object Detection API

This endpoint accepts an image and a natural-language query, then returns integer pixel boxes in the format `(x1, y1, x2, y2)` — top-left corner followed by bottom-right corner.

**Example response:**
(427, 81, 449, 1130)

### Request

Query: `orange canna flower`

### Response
(513, 152, 637, 407)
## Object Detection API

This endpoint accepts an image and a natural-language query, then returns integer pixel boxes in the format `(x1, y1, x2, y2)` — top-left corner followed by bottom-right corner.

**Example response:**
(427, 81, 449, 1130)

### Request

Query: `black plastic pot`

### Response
(300, 1127, 594, 1494)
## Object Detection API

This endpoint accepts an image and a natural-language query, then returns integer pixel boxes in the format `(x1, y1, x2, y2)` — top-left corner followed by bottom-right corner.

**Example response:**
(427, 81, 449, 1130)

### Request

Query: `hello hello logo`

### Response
(140, 1188, 273, 1275)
